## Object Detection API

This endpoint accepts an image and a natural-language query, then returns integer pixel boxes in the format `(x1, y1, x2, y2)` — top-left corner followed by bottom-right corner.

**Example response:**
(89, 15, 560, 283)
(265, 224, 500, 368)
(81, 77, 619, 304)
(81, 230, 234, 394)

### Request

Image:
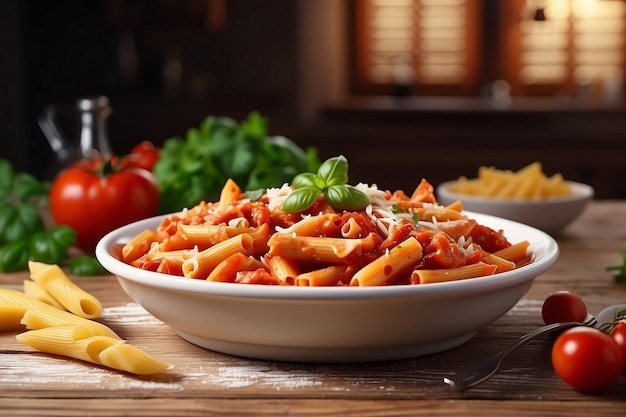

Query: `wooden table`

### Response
(1, 201, 625, 416)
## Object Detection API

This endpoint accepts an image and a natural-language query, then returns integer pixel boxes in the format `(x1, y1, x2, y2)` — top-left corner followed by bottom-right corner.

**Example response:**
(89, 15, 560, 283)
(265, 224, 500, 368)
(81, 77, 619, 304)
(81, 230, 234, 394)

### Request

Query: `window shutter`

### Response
(353, 0, 481, 95)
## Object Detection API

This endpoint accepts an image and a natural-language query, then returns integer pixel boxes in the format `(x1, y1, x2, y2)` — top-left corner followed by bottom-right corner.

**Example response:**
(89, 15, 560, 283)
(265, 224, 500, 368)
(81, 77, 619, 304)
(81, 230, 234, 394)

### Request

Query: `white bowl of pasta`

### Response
(96, 178, 559, 363)
(437, 180, 593, 234)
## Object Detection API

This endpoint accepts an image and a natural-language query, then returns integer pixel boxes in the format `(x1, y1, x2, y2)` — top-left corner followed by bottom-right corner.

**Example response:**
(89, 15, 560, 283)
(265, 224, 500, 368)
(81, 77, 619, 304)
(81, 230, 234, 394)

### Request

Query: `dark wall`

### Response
(2, 0, 299, 179)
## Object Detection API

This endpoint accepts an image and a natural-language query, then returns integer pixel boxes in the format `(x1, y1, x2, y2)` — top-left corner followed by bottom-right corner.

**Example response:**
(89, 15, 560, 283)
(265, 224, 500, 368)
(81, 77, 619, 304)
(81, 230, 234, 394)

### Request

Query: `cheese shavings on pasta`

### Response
(0, 262, 171, 375)
(123, 177, 531, 286)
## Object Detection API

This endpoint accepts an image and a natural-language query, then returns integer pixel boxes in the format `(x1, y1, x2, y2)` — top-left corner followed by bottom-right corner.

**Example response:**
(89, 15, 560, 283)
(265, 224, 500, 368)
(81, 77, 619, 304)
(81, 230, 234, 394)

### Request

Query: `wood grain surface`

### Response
(1, 201, 625, 416)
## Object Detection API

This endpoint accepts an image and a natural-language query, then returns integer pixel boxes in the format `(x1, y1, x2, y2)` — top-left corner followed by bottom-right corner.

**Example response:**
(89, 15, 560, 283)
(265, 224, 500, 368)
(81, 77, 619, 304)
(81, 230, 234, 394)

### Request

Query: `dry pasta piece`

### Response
(0, 305, 27, 331)
(15, 324, 171, 375)
(23, 279, 64, 309)
(28, 261, 102, 319)
(411, 262, 498, 284)
(350, 237, 423, 286)
(450, 162, 572, 199)
(20, 308, 120, 340)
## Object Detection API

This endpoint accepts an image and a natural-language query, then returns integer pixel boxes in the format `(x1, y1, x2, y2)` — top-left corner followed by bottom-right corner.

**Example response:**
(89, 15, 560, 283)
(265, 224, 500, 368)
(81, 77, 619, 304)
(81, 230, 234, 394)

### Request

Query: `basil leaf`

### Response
(324, 185, 370, 210)
(292, 172, 319, 189)
(282, 187, 322, 213)
(13, 172, 48, 202)
(317, 155, 349, 187)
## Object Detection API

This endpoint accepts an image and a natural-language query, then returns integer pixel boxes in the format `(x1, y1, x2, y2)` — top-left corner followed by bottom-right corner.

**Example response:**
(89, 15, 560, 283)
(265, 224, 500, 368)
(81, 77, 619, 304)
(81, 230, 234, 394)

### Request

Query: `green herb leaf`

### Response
(317, 155, 349, 187)
(282, 187, 322, 213)
(325, 185, 370, 210)
(292, 173, 319, 189)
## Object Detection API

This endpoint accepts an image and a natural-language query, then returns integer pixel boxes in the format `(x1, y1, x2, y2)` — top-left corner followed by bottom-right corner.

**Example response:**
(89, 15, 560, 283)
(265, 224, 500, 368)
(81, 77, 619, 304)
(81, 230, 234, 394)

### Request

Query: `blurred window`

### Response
(352, 0, 626, 99)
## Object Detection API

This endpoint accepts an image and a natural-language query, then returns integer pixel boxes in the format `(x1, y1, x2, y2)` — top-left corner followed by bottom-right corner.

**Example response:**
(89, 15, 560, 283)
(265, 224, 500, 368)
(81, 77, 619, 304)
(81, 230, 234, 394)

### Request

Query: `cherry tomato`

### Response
(542, 291, 588, 324)
(122, 141, 160, 172)
(50, 161, 160, 252)
(610, 321, 626, 372)
(552, 326, 624, 392)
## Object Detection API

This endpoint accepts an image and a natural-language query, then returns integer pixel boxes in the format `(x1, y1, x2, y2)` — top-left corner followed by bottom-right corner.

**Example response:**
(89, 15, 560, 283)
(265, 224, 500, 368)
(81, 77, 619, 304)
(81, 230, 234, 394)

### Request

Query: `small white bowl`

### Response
(96, 212, 558, 363)
(436, 181, 594, 234)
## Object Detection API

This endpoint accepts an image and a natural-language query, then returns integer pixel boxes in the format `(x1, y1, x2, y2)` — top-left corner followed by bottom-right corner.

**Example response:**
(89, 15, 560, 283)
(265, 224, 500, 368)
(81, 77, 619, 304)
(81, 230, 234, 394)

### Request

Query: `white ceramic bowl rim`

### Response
(438, 180, 594, 205)
(96, 211, 559, 301)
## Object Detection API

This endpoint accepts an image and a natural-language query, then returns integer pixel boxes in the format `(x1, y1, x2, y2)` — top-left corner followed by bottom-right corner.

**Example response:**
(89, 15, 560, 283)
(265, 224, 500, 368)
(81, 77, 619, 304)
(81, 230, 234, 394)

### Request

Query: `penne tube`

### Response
(267, 233, 377, 264)
(411, 262, 498, 284)
(341, 217, 363, 238)
(350, 237, 423, 286)
(97, 341, 173, 375)
(279, 213, 343, 237)
(206, 253, 265, 282)
(23, 279, 64, 309)
(0, 305, 27, 331)
(28, 261, 102, 319)
(182, 234, 254, 279)
(480, 253, 516, 273)
(296, 265, 348, 286)
(492, 240, 530, 263)
(15, 325, 171, 375)
(20, 307, 121, 340)
(122, 229, 158, 263)
(217, 179, 242, 213)
(264, 255, 300, 286)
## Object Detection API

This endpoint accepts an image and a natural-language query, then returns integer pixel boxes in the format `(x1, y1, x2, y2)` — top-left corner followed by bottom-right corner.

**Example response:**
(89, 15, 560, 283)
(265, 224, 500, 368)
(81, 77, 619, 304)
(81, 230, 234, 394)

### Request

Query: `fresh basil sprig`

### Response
(282, 155, 370, 213)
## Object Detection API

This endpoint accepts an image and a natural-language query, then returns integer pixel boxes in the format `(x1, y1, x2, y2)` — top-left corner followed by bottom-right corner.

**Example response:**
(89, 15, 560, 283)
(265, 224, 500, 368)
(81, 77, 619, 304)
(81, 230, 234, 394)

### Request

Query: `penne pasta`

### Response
(278, 213, 343, 237)
(0, 305, 27, 331)
(122, 229, 159, 263)
(264, 255, 300, 286)
(15, 325, 171, 375)
(182, 234, 254, 279)
(122, 177, 529, 287)
(350, 237, 423, 286)
(20, 308, 120, 340)
(267, 233, 377, 264)
(23, 279, 64, 309)
(206, 253, 265, 282)
(411, 262, 498, 284)
(296, 265, 349, 286)
(28, 261, 103, 319)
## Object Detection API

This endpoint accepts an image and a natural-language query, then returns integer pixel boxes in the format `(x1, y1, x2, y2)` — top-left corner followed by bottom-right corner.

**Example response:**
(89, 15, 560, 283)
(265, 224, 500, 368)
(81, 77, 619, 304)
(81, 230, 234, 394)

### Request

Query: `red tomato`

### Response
(50, 162, 160, 252)
(610, 321, 626, 372)
(552, 326, 624, 392)
(542, 291, 588, 324)
(122, 141, 160, 172)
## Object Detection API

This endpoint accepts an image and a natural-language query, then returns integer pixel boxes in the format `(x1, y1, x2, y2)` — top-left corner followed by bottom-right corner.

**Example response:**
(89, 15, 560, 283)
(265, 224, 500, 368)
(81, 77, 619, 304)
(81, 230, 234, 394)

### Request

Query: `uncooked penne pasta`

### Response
(15, 325, 171, 375)
(23, 279, 64, 309)
(0, 305, 27, 331)
(20, 308, 120, 340)
(28, 261, 102, 319)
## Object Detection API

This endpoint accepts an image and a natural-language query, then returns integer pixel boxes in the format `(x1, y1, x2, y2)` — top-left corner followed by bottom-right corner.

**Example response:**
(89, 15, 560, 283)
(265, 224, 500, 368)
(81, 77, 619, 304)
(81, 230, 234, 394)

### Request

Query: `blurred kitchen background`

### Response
(1, 0, 625, 198)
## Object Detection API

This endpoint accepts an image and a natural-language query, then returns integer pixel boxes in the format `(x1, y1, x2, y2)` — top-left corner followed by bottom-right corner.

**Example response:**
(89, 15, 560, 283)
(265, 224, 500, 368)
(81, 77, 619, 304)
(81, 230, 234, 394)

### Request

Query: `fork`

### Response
(443, 321, 582, 391)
